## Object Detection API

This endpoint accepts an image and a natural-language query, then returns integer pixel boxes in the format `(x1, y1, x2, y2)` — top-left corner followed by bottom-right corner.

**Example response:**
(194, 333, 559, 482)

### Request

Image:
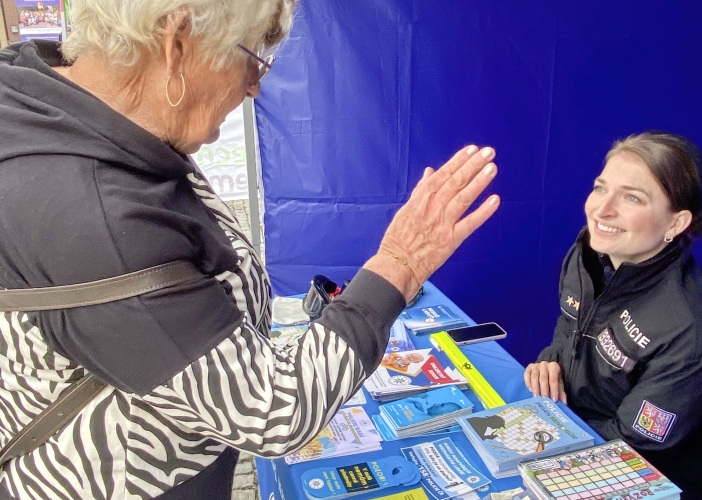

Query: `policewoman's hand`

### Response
(524, 361, 568, 403)
(364, 145, 500, 302)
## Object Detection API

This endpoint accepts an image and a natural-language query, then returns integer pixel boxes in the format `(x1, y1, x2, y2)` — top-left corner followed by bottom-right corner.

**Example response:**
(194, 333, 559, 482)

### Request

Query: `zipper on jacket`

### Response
(567, 268, 618, 381)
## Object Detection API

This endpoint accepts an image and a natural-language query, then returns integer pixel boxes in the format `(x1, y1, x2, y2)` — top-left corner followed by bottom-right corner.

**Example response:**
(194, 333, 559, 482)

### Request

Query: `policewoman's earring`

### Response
(664, 234, 674, 243)
(166, 72, 185, 107)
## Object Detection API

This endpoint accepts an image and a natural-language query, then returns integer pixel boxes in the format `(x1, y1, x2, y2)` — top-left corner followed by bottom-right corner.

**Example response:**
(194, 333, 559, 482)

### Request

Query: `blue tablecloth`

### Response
(256, 282, 603, 499)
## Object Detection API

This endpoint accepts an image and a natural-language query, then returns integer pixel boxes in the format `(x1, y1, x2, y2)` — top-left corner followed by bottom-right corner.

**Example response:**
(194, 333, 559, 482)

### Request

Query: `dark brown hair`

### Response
(606, 132, 702, 245)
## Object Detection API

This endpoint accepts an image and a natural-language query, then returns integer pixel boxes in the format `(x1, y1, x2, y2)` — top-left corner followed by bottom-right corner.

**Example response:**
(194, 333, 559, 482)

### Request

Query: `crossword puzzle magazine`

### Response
(518, 439, 681, 500)
(456, 397, 594, 478)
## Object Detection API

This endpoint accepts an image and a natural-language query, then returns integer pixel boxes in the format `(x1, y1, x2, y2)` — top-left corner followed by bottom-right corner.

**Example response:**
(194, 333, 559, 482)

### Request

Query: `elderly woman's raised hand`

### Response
(364, 145, 500, 302)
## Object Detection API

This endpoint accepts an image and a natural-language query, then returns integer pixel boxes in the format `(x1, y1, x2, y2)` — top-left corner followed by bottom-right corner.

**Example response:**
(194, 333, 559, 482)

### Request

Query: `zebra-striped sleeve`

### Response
(0, 167, 405, 499)
(128, 172, 405, 458)
(143, 320, 364, 457)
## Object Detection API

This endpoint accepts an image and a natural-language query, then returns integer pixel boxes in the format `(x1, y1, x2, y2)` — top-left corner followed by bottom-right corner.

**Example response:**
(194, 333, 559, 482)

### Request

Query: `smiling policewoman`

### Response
(525, 132, 702, 498)
(0, 0, 503, 498)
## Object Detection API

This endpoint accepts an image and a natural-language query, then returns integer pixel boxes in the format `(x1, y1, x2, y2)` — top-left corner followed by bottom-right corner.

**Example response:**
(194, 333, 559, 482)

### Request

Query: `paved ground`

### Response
(232, 453, 261, 500)
(226, 199, 263, 500)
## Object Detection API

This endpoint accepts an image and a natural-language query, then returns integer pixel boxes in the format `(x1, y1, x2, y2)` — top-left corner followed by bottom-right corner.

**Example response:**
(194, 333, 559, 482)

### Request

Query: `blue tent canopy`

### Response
(255, 0, 702, 365)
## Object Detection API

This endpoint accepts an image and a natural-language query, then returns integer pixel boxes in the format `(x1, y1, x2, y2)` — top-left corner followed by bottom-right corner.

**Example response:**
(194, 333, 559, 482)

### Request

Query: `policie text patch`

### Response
(596, 328, 636, 373)
(633, 400, 676, 443)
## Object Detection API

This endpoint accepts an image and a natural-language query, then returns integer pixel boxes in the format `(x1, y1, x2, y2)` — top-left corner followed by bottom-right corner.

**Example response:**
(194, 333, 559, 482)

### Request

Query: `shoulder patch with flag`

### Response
(632, 400, 676, 442)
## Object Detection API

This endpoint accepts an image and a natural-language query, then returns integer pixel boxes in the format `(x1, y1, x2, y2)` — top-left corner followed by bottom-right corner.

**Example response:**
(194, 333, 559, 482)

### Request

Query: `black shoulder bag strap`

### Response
(0, 260, 202, 466)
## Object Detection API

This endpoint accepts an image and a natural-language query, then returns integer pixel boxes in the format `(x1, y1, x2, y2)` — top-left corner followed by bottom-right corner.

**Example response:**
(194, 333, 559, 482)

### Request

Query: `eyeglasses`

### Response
(237, 44, 275, 82)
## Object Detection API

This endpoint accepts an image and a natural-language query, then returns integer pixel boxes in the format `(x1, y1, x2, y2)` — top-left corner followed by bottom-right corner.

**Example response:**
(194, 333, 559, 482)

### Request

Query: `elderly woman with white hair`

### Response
(0, 1, 500, 498)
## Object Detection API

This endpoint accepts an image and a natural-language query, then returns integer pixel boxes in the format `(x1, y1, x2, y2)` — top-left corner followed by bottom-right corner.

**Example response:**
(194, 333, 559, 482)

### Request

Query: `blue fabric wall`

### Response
(255, 1, 702, 366)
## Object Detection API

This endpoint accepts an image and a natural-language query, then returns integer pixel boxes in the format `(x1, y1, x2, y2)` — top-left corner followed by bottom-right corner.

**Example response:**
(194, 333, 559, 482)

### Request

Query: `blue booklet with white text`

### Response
(400, 437, 491, 500)
(401, 304, 468, 335)
(380, 386, 473, 429)
(456, 396, 594, 477)
(372, 414, 461, 442)
(385, 319, 416, 354)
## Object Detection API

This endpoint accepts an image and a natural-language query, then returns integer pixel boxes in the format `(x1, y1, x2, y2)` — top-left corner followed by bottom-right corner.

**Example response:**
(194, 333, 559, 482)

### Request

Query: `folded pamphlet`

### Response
(284, 406, 382, 465)
(363, 347, 468, 402)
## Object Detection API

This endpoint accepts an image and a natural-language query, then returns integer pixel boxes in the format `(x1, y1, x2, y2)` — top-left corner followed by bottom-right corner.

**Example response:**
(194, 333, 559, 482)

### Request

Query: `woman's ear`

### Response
(162, 10, 192, 76)
(670, 209, 693, 237)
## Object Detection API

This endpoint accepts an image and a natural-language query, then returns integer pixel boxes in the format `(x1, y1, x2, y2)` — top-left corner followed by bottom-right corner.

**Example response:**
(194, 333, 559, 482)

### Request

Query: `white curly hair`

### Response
(61, 0, 295, 69)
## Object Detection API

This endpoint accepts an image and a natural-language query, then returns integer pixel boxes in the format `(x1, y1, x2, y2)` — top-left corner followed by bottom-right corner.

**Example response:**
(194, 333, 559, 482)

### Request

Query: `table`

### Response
(256, 282, 603, 500)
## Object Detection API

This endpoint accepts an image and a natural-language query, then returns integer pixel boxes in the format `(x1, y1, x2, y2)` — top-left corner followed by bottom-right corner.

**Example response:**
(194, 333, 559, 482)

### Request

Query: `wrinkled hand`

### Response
(524, 361, 567, 403)
(364, 145, 500, 301)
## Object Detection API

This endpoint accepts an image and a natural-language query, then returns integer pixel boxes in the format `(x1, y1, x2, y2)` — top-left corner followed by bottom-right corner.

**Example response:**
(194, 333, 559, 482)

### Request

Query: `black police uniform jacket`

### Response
(538, 228, 702, 497)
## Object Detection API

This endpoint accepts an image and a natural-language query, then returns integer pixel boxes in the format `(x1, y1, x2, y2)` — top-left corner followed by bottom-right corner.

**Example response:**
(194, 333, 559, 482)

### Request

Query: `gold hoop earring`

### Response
(664, 234, 674, 243)
(166, 72, 185, 107)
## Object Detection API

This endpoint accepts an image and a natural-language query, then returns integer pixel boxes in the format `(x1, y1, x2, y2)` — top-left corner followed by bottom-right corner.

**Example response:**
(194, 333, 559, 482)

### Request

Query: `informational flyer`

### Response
(400, 438, 491, 500)
(284, 407, 381, 465)
(363, 347, 467, 402)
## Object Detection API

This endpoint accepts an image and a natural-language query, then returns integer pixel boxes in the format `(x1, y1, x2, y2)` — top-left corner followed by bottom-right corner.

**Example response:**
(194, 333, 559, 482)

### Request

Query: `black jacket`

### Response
(539, 229, 702, 497)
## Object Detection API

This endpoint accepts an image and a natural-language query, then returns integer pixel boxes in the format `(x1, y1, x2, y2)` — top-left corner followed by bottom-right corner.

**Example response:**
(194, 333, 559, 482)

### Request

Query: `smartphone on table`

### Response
(445, 322, 507, 345)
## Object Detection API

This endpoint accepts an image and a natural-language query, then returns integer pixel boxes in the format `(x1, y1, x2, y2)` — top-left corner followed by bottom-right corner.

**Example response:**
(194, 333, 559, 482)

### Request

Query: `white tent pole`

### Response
(60, 0, 68, 41)
(242, 97, 262, 255)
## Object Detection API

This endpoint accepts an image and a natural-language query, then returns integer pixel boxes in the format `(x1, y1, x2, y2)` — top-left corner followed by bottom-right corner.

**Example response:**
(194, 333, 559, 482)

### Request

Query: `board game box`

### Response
(518, 439, 682, 500)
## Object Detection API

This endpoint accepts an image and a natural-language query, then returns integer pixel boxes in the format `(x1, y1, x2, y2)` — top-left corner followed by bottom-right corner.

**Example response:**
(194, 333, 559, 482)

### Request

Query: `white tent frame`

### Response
(242, 97, 262, 256)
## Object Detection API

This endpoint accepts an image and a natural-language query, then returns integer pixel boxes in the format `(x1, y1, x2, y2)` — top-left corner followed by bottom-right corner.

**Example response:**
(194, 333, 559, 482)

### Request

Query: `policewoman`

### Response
(525, 132, 702, 498)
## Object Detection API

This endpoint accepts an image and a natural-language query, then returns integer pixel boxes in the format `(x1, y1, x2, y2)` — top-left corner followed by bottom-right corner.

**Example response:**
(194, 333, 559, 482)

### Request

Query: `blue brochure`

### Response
(400, 437, 491, 500)
(401, 304, 468, 335)
(385, 320, 416, 354)
(372, 413, 461, 442)
(380, 386, 473, 430)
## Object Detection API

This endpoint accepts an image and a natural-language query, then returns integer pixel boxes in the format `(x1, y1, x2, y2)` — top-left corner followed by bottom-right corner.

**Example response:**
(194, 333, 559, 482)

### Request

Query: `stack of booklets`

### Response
(363, 346, 468, 402)
(518, 439, 682, 500)
(401, 304, 468, 335)
(284, 406, 382, 465)
(385, 319, 416, 353)
(455, 396, 594, 478)
(373, 386, 474, 440)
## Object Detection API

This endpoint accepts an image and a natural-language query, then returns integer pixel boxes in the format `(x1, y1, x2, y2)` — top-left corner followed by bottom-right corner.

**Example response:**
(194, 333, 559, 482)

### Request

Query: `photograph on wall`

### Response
(15, 0, 63, 42)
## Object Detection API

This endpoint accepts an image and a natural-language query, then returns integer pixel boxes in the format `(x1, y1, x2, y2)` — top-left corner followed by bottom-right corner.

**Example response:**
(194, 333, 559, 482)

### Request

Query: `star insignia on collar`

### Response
(566, 296, 574, 306)
(573, 300, 580, 311)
